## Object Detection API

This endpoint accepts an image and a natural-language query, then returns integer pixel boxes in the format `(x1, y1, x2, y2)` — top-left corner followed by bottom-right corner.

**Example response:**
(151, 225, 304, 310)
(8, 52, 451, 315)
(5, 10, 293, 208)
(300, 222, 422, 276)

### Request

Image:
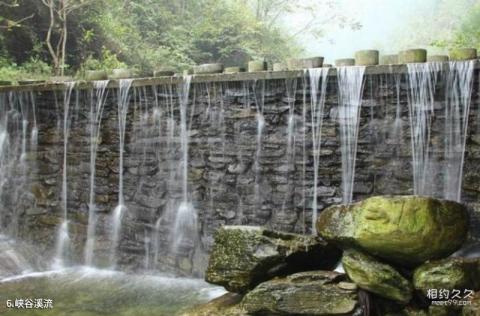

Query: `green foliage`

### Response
(1, 0, 305, 77)
(449, 2, 480, 49)
(392, 0, 480, 53)
(0, 57, 51, 81)
(80, 48, 127, 72)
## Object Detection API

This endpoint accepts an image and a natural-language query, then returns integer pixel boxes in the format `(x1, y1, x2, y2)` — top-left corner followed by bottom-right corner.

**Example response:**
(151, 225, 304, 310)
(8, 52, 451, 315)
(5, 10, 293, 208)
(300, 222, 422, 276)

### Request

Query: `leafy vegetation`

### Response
(0, 0, 363, 80)
(2, 0, 479, 82)
(392, 0, 480, 53)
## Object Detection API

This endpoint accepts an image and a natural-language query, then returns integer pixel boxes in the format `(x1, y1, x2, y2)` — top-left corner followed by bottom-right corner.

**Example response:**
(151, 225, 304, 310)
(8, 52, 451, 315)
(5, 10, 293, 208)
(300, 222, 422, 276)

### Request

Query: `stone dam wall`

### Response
(1, 64, 480, 276)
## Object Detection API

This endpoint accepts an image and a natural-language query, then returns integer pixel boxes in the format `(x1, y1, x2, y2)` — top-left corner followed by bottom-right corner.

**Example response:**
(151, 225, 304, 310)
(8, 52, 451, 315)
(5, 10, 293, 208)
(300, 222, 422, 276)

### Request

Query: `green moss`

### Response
(342, 249, 413, 304)
(241, 271, 359, 315)
(205, 226, 340, 293)
(413, 258, 480, 295)
(398, 49, 427, 63)
(317, 196, 469, 266)
(449, 48, 477, 61)
(355, 50, 379, 65)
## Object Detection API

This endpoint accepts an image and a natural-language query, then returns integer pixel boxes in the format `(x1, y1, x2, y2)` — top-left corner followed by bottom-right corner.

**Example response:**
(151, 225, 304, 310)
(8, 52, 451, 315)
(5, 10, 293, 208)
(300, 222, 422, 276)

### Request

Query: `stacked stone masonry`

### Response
(0, 65, 479, 275)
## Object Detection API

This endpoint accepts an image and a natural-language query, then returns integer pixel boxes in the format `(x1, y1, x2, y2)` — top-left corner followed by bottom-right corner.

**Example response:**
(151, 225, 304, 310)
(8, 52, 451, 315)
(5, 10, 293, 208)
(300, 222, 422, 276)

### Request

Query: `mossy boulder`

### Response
(428, 305, 458, 316)
(205, 226, 341, 293)
(342, 249, 413, 304)
(374, 299, 428, 316)
(241, 271, 361, 315)
(462, 291, 480, 315)
(413, 258, 480, 295)
(317, 196, 469, 266)
(180, 293, 246, 316)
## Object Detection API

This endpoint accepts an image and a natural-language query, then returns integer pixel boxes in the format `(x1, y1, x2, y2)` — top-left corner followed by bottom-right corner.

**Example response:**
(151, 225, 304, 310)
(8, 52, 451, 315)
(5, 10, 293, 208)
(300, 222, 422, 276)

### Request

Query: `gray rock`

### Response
(317, 196, 469, 266)
(241, 271, 361, 315)
(205, 226, 341, 293)
(342, 249, 413, 304)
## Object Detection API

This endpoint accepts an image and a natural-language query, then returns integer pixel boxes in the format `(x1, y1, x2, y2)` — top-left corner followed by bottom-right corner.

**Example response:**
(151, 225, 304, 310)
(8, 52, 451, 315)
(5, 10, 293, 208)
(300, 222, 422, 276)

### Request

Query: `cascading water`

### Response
(84, 80, 109, 266)
(53, 81, 76, 269)
(171, 75, 198, 254)
(337, 66, 366, 204)
(308, 68, 329, 230)
(443, 60, 475, 202)
(279, 77, 298, 222)
(253, 80, 265, 210)
(0, 91, 37, 238)
(391, 67, 403, 141)
(110, 79, 134, 267)
(407, 62, 442, 197)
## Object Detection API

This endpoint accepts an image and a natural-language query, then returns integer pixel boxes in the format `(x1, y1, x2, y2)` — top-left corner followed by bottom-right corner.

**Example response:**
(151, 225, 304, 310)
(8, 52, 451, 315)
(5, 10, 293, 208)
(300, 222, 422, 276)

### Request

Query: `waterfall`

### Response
(337, 66, 366, 203)
(53, 81, 76, 269)
(443, 60, 475, 202)
(171, 75, 198, 254)
(110, 78, 133, 267)
(280, 77, 297, 220)
(29, 92, 38, 153)
(0, 92, 37, 237)
(84, 80, 109, 266)
(308, 68, 329, 230)
(407, 62, 443, 197)
(253, 80, 265, 210)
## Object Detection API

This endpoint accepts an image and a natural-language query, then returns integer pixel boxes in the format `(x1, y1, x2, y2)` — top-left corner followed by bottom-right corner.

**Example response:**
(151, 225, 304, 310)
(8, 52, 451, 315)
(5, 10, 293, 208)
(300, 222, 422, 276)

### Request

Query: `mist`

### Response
(283, 0, 442, 62)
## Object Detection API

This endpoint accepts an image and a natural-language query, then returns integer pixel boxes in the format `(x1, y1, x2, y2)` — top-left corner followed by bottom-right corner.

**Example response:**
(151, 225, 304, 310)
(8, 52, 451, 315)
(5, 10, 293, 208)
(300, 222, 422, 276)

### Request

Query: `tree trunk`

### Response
(44, 0, 60, 74)
(60, 0, 67, 76)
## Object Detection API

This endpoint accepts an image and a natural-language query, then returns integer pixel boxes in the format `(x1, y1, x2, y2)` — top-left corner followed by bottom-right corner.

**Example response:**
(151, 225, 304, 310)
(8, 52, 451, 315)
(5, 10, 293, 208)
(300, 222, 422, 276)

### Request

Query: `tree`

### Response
(246, 0, 361, 40)
(40, 0, 91, 75)
(0, 0, 34, 30)
(390, 0, 480, 52)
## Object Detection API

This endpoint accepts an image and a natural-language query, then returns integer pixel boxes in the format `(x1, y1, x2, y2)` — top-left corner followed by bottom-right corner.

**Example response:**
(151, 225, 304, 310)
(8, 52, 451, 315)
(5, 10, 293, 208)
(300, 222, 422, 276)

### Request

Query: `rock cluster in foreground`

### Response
(183, 195, 479, 316)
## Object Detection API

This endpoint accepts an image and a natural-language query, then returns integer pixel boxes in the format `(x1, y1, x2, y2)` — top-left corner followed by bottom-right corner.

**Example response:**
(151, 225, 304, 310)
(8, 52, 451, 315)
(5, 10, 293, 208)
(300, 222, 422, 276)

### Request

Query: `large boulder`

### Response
(241, 271, 361, 315)
(317, 196, 469, 266)
(205, 226, 340, 293)
(342, 249, 413, 304)
(180, 293, 246, 316)
(462, 291, 480, 315)
(413, 258, 480, 295)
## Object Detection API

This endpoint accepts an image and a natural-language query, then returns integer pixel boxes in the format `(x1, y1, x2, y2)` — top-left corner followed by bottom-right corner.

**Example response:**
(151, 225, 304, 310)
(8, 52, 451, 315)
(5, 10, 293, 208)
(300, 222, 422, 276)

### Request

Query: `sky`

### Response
(287, 0, 438, 63)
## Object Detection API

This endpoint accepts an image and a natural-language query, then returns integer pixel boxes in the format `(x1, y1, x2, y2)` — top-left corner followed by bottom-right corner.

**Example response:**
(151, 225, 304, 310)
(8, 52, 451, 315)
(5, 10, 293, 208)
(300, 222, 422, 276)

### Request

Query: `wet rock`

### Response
(462, 291, 480, 315)
(180, 293, 245, 316)
(342, 249, 413, 304)
(413, 258, 480, 295)
(241, 271, 361, 315)
(205, 226, 341, 293)
(428, 305, 458, 316)
(317, 196, 469, 266)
